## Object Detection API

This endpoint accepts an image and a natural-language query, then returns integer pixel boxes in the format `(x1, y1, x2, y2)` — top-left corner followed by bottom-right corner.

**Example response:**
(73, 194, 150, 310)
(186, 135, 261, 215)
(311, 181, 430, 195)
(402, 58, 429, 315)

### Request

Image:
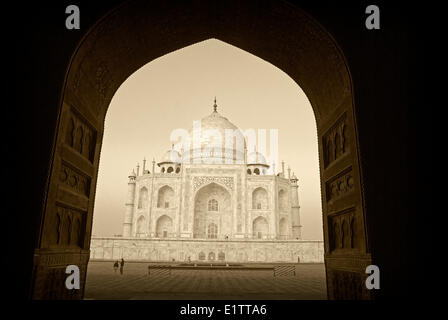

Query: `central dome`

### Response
(183, 100, 246, 164)
(201, 110, 239, 132)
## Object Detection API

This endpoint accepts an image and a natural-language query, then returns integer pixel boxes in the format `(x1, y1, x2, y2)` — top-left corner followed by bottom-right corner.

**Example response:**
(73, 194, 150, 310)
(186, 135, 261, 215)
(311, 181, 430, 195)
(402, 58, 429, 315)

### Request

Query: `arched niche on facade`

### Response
(253, 216, 269, 239)
(136, 215, 146, 235)
(193, 182, 231, 239)
(157, 185, 174, 208)
(218, 251, 225, 261)
(155, 215, 173, 238)
(198, 252, 205, 261)
(138, 187, 148, 209)
(207, 222, 218, 239)
(279, 217, 288, 239)
(252, 187, 269, 210)
(278, 189, 288, 212)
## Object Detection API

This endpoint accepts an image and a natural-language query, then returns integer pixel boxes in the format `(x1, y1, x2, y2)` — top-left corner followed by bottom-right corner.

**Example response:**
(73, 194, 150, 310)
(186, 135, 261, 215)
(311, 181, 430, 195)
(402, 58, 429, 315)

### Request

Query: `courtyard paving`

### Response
(84, 261, 327, 300)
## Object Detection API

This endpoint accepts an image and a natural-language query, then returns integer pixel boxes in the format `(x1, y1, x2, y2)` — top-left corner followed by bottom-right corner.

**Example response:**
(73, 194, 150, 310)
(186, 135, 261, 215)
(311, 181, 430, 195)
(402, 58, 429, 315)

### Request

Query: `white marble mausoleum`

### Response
(90, 100, 324, 263)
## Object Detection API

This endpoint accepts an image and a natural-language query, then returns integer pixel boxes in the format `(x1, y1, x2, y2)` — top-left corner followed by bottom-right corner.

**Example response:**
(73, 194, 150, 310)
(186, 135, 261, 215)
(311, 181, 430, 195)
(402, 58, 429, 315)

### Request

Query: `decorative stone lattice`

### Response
(323, 112, 348, 168)
(65, 109, 96, 162)
(326, 166, 354, 203)
(59, 162, 91, 197)
(193, 176, 234, 191)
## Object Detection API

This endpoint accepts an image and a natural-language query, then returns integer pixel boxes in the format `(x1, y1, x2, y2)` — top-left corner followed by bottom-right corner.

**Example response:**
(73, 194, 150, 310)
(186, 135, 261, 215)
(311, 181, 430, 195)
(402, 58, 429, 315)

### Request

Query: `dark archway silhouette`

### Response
(31, 0, 377, 300)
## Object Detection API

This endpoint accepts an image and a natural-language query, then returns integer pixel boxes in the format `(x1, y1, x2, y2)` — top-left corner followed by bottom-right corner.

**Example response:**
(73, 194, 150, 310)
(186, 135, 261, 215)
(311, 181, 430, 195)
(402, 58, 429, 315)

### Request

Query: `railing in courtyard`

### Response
(147, 264, 172, 277)
(273, 265, 296, 277)
(146, 263, 297, 278)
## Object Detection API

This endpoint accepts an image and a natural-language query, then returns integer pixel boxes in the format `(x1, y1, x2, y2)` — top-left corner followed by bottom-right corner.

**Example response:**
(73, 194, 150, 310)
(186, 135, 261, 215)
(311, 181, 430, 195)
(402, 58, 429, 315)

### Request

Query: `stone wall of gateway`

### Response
(89, 237, 324, 263)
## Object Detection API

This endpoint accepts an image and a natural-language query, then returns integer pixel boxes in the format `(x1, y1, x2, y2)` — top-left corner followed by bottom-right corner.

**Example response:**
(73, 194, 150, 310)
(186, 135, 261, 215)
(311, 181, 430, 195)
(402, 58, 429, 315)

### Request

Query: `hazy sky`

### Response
(92, 39, 323, 240)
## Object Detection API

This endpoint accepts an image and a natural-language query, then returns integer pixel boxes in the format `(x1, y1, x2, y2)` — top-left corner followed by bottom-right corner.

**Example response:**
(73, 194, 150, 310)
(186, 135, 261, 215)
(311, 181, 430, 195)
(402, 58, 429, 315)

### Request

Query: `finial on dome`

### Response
(213, 97, 218, 112)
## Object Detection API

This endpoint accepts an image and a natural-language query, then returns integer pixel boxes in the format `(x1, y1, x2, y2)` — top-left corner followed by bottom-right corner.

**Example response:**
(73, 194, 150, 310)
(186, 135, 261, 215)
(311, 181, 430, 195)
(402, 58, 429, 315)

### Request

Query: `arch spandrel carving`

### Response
(65, 1, 351, 124)
(193, 176, 234, 192)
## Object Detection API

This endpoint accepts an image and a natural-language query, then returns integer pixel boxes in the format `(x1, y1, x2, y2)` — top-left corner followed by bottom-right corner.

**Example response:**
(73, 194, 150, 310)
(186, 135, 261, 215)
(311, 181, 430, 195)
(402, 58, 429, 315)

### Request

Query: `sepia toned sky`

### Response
(92, 39, 323, 240)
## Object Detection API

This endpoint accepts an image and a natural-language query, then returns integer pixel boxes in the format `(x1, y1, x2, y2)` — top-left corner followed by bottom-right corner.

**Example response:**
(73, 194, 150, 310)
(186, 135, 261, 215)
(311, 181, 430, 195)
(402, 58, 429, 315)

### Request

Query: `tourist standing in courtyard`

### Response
(120, 258, 125, 275)
(113, 261, 119, 273)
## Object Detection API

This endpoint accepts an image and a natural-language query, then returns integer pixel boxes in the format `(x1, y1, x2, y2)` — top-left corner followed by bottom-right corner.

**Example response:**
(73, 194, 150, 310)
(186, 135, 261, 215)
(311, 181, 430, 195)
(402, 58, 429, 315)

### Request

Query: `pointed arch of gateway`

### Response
(34, 0, 372, 299)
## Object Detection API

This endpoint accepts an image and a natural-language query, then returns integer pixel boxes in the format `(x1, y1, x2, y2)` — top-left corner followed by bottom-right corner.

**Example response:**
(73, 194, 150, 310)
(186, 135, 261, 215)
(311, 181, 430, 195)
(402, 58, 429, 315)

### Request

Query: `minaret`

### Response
(142, 157, 146, 173)
(148, 158, 156, 237)
(136, 162, 140, 176)
(123, 169, 137, 237)
(290, 172, 302, 239)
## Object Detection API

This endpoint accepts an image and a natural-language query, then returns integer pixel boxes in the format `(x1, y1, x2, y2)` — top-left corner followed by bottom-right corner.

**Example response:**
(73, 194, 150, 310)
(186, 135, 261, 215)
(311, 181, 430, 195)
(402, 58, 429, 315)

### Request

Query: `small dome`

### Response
(247, 151, 268, 166)
(158, 149, 182, 166)
(128, 169, 136, 177)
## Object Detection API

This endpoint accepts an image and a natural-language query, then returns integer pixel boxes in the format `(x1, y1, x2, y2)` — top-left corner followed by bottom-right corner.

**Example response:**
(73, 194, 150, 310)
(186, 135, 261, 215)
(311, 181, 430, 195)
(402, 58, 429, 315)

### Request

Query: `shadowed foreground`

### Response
(85, 261, 327, 300)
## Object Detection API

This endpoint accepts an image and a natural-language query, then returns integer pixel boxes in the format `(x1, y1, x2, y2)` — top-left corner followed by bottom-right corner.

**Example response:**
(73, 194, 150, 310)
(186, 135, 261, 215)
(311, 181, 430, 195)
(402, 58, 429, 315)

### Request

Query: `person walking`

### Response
(113, 261, 119, 273)
(120, 258, 125, 275)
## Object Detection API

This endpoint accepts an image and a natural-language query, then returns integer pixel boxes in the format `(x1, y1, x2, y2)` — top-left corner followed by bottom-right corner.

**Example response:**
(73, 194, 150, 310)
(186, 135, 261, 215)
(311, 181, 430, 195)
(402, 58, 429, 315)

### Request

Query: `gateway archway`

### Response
(33, 0, 371, 299)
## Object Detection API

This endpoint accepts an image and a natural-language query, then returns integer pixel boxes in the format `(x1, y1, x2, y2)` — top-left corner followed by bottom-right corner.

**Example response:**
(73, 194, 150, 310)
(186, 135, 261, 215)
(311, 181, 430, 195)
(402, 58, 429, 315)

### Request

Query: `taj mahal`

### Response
(90, 100, 324, 263)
